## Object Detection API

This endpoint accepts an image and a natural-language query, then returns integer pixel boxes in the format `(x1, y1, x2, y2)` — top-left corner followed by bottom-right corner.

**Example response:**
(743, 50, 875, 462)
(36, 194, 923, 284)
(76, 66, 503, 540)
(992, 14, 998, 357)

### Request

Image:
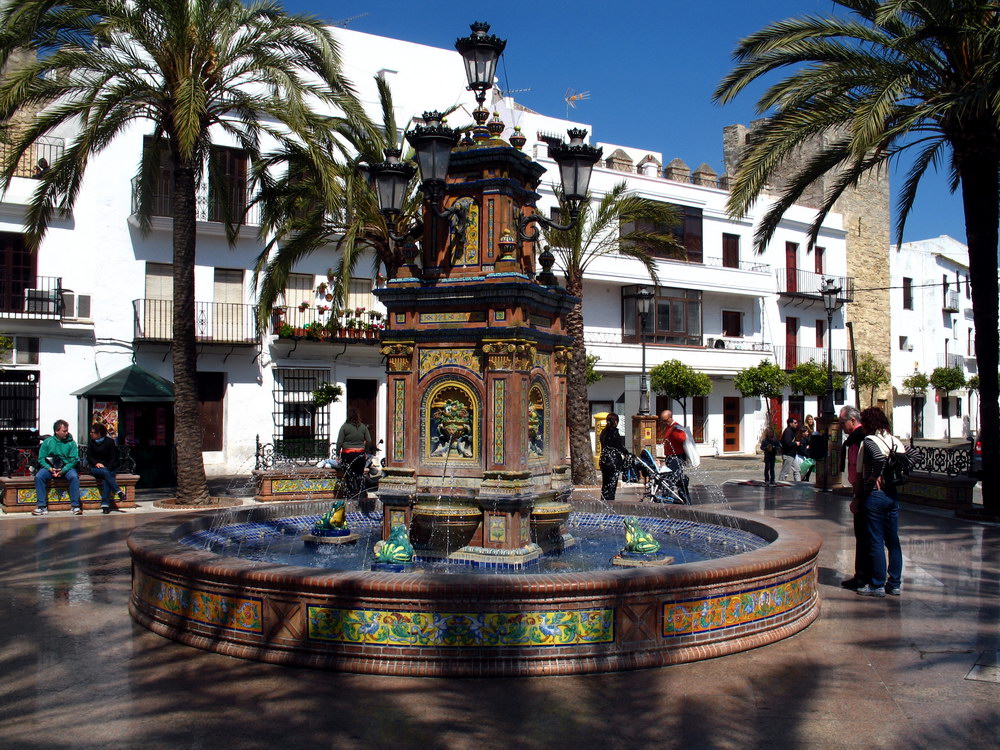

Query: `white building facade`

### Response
(0, 26, 855, 479)
(890, 235, 978, 440)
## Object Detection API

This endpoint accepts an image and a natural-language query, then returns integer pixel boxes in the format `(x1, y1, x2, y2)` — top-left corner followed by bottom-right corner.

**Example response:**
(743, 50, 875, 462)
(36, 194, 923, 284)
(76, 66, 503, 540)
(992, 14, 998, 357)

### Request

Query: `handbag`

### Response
(798, 457, 816, 475)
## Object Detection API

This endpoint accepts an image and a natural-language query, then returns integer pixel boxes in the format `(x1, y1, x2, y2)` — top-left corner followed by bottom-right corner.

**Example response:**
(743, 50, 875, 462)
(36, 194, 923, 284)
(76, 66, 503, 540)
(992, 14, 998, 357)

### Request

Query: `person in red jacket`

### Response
(659, 409, 691, 503)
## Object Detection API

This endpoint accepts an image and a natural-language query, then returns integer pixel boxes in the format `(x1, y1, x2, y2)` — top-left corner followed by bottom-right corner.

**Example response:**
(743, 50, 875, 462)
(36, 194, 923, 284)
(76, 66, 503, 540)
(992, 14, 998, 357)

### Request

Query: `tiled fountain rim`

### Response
(127, 499, 822, 596)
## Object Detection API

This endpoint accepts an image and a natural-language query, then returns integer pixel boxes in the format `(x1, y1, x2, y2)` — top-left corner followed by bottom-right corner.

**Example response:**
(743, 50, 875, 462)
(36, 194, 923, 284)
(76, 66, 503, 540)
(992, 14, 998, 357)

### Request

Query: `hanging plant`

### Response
(316, 281, 328, 295)
(312, 382, 343, 407)
(298, 301, 310, 312)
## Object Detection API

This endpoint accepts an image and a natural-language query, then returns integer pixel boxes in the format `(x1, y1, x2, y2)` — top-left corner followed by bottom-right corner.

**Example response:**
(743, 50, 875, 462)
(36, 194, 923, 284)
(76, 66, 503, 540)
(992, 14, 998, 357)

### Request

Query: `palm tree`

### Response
(714, 0, 1000, 515)
(0, 0, 372, 504)
(544, 181, 681, 485)
(251, 75, 423, 323)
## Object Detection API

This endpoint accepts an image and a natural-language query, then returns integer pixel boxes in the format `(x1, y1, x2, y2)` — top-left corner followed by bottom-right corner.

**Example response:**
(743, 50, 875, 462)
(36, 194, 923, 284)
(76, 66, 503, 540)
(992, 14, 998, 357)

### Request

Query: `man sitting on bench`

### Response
(32, 419, 82, 516)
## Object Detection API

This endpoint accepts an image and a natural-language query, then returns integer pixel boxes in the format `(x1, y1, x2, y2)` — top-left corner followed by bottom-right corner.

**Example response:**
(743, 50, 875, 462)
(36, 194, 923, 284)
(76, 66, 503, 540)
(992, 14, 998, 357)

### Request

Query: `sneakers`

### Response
(886, 585, 902, 596)
(856, 584, 886, 598)
(71, 506, 83, 515)
(116, 489, 126, 502)
(31, 507, 48, 516)
(841, 577, 864, 591)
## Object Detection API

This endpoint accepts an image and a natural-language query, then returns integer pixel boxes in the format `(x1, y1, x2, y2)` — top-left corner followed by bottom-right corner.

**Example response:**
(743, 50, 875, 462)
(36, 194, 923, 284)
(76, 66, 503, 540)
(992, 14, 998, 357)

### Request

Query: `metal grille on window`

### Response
(273, 369, 331, 459)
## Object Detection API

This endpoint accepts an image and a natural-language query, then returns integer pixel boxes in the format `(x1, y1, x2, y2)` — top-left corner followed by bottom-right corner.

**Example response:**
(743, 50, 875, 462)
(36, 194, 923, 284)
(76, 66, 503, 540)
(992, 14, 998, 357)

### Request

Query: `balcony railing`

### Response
(0, 137, 65, 179)
(937, 353, 964, 369)
(130, 177, 261, 226)
(774, 345, 852, 373)
(133, 299, 258, 344)
(775, 269, 855, 303)
(704, 337, 771, 352)
(703, 256, 771, 273)
(272, 307, 384, 344)
(0, 276, 65, 320)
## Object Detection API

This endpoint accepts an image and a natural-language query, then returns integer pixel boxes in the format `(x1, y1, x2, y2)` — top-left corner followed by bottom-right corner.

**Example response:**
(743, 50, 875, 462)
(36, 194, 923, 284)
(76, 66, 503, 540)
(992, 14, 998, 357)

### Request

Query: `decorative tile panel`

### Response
(493, 379, 505, 464)
(662, 569, 815, 638)
(393, 379, 405, 461)
(418, 348, 482, 378)
(419, 311, 487, 325)
(136, 574, 262, 633)
(17, 487, 102, 504)
(272, 478, 338, 495)
(307, 606, 614, 647)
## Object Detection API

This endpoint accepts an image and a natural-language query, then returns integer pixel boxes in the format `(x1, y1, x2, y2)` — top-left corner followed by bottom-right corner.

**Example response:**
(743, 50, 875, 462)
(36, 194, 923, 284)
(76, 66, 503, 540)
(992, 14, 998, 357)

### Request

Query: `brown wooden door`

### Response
(769, 396, 783, 432)
(347, 379, 378, 444)
(785, 242, 798, 292)
(198, 372, 225, 451)
(785, 317, 798, 369)
(723, 397, 741, 453)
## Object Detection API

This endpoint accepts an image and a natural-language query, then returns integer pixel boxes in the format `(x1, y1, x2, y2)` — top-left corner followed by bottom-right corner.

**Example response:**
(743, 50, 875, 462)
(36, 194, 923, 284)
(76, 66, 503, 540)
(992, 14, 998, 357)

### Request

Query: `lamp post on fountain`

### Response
(631, 286, 658, 457)
(818, 277, 843, 491)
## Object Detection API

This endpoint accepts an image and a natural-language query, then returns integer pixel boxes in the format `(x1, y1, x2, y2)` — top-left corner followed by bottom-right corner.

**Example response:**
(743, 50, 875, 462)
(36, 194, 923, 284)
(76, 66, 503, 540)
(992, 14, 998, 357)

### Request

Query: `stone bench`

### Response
(252, 467, 346, 503)
(0, 473, 140, 513)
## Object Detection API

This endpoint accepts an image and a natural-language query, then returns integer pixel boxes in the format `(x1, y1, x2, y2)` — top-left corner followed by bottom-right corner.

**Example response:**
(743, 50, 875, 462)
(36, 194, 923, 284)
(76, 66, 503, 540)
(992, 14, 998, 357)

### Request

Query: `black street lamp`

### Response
(516, 128, 602, 241)
(820, 277, 843, 419)
(637, 286, 654, 415)
(454, 22, 506, 106)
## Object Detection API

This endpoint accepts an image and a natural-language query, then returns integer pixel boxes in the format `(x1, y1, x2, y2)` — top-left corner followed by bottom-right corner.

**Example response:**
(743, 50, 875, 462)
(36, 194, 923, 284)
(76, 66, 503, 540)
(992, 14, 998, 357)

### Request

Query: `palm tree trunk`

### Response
(171, 158, 211, 504)
(957, 137, 999, 515)
(565, 278, 597, 486)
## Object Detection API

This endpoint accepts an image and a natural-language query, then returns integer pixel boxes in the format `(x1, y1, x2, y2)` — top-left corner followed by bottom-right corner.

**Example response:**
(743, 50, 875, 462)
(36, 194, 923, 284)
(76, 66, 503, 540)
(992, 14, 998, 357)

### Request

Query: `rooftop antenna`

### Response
(564, 88, 590, 118)
(497, 86, 532, 98)
(330, 13, 369, 28)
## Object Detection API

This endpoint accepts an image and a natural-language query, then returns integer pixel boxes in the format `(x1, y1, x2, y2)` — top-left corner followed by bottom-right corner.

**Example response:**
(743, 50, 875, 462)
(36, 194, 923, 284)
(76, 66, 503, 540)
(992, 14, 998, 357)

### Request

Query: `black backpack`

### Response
(879, 438, 913, 488)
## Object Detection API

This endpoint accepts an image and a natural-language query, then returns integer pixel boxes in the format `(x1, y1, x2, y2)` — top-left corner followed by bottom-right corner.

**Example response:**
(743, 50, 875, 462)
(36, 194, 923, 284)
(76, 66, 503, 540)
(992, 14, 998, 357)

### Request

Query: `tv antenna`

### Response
(564, 88, 590, 117)
(330, 13, 369, 28)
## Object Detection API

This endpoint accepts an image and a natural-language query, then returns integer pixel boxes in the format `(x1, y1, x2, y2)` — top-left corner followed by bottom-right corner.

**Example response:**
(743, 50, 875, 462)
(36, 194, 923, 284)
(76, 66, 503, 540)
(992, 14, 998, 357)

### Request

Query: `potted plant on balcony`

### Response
(278, 322, 294, 338)
(298, 301, 310, 312)
(303, 321, 326, 341)
(325, 317, 342, 337)
(316, 281, 328, 296)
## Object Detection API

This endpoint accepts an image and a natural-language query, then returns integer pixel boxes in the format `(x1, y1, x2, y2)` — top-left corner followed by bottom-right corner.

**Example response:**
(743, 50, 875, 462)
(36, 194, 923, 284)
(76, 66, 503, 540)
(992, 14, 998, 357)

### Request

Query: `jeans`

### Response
(36, 467, 81, 508)
(863, 488, 902, 588)
(665, 456, 691, 503)
(763, 456, 776, 483)
(89, 467, 120, 505)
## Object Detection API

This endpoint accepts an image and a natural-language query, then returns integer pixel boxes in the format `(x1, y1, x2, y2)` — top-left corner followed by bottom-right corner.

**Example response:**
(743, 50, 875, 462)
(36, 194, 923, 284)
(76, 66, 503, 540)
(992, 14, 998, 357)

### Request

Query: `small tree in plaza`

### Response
(930, 366, 967, 441)
(734, 360, 789, 431)
(902, 371, 930, 396)
(649, 359, 712, 423)
(789, 359, 844, 399)
(851, 353, 890, 407)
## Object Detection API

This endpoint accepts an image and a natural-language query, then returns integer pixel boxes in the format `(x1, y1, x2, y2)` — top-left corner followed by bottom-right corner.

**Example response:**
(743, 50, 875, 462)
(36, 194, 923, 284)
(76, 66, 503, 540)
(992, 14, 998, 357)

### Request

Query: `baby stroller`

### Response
(636, 448, 687, 504)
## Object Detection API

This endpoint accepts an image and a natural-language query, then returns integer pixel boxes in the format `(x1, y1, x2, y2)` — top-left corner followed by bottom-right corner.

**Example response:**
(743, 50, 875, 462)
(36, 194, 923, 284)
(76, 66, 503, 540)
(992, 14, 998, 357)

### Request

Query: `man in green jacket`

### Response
(33, 419, 82, 516)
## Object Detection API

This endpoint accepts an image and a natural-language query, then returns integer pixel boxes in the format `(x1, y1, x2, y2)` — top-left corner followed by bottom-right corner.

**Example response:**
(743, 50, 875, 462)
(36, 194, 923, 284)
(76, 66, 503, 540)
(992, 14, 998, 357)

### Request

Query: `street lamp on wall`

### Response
(637, 286, 655, 416)
(820, 276, 843, 419)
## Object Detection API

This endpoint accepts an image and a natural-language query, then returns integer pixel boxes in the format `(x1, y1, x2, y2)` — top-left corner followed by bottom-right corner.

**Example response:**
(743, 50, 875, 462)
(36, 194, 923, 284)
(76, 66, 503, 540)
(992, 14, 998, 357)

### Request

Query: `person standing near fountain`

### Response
(760, 426, 781, 486)
(659, 410, 692, 504)
(778, 416, 801, 482)
(838, 405, 870, 591)
(334, 408, 372, 499)
(599, 413, 626, 503)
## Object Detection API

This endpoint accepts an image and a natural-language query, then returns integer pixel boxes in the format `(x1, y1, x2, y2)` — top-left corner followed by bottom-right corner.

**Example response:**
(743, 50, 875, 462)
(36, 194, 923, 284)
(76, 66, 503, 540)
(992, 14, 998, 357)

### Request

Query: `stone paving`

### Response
(0, 479, 997, 749)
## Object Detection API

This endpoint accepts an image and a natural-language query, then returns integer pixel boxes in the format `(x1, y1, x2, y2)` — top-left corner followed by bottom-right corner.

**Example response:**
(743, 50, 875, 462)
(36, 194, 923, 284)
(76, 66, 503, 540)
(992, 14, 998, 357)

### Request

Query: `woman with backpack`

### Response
(855, 406, 905, 598)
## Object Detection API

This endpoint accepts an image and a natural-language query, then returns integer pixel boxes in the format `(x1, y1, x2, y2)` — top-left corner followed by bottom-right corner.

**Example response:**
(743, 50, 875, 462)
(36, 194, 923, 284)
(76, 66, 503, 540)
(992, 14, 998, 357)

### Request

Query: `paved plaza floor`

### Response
(1, 480, 997, 749)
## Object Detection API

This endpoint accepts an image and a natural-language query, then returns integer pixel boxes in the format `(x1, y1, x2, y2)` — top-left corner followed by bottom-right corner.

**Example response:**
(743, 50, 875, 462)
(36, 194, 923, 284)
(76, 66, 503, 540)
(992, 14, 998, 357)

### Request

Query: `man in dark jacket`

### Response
(778, 416, 801, 482)
(838, 406, 871, 590)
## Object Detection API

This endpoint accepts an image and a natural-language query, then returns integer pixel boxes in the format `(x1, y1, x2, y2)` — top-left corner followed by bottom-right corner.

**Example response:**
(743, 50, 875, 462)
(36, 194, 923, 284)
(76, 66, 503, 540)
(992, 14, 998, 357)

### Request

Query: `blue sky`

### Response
(284, 0, 966, 245)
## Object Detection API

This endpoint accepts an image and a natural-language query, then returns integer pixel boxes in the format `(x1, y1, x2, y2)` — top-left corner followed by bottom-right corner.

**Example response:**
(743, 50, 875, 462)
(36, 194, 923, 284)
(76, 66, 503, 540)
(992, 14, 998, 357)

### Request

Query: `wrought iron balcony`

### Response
(773, 345, 852, 373)
(775, 269, 855, 303)
(942, 290, 960, 312)
(936, 353, 965, 369)
(130, 178, 261, 226)
(272, 307, 385, 344)
(703, 256, 771, 273)
(0, 276, 74, 320)
(133, 299, 259, 344)
(0, 137, 65, 179)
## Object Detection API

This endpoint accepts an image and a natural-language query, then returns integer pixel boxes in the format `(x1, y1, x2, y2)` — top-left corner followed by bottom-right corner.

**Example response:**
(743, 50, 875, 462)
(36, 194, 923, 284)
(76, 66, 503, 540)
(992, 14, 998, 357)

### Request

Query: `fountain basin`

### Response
(128, 499, 821, 677)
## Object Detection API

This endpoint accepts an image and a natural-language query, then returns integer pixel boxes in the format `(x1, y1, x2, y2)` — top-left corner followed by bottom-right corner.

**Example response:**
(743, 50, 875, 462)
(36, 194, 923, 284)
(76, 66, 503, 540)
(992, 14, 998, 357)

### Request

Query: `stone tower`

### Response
(723, 122, 892, 409)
